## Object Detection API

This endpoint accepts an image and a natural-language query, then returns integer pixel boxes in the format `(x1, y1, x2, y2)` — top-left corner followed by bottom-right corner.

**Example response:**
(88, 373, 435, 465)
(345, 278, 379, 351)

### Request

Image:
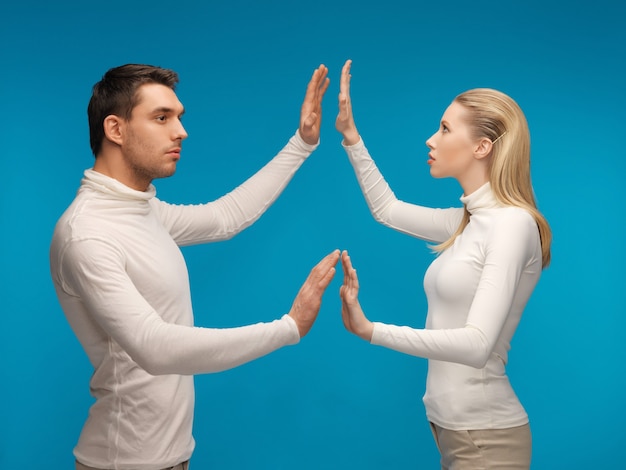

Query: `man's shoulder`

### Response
(52, 191, 132, 254)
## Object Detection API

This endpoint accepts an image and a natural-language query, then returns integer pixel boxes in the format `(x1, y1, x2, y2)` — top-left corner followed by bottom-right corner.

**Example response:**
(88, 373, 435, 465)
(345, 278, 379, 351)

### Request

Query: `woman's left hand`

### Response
(339, 250, 374, 341)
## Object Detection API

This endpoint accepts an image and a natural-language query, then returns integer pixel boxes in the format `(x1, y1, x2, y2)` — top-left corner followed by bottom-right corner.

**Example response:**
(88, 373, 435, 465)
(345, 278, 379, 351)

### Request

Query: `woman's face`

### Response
(425, 101, 478, 181)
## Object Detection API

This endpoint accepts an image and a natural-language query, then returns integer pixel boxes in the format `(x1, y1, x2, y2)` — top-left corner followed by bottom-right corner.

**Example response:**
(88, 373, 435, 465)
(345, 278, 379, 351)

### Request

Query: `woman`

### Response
(336, 60, 551, 469)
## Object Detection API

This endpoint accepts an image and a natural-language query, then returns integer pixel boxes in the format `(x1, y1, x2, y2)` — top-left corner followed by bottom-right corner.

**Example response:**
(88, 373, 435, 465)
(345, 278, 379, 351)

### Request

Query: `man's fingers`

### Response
(318, 266, 337, 290)
(306, 67, 321, 94)
(303, 250, 340, 287)
(300, 65, 329, 144)
(305, 64, 329, 101)
(319, 249, 341, 270)
(315, 64, 329, 90)
(317, 251, 340, 288)
(319, 76, 330, 98)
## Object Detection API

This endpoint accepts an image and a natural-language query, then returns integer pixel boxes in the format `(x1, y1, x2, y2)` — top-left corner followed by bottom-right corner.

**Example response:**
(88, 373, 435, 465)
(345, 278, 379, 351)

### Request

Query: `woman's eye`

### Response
(442, 125, 449, 133)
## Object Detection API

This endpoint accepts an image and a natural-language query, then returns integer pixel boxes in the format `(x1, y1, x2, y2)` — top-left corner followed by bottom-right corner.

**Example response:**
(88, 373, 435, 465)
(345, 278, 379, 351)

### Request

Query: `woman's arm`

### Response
(336, 60, 462, 243)
(341, 211, 541, 368)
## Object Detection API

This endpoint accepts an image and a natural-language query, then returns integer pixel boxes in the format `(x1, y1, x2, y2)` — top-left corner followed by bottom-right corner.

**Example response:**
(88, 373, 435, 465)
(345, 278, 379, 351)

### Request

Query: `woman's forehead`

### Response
(441, 101, 467, 123)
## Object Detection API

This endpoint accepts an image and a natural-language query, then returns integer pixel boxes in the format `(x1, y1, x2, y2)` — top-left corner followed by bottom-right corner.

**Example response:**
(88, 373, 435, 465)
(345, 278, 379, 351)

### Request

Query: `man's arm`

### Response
(58, 240, 339, 375)
(158, 65, 330, 245)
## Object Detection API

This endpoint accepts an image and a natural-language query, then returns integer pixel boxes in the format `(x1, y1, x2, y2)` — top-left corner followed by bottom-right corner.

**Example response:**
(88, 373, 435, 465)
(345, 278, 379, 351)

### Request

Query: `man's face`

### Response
(121, 83, 188, 188)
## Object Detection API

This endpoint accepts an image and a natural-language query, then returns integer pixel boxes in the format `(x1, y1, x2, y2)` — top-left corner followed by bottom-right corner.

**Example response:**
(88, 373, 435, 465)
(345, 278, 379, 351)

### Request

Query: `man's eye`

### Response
(156, 116, 166, 122)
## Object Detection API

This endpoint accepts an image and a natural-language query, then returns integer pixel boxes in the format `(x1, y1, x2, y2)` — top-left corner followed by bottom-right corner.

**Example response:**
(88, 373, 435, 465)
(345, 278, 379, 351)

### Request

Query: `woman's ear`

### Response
(474, 137, 493, 160)
(103, 115, 124, 146)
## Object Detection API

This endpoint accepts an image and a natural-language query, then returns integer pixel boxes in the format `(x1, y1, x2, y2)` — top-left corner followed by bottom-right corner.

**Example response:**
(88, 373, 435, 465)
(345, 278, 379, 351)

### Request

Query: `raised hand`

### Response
(299, 64, 330, 145)
(335, 60, 360, 146)
(288, 249, 340, 337)
(339, 250, 373, 341)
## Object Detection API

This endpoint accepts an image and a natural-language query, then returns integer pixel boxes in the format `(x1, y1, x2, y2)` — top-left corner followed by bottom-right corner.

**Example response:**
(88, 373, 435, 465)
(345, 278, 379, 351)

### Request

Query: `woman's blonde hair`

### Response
(434, 88, 552, 268)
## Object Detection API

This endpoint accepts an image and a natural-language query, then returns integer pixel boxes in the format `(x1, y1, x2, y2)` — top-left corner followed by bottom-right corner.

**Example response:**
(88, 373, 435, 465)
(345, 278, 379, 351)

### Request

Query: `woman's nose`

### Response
(425, 133, 436, 149)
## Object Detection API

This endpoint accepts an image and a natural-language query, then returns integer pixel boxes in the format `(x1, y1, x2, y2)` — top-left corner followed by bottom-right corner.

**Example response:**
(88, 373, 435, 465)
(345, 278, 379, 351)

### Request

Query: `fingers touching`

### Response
(311, 249, 341, 290)
(301, 60, 360, 145)
(288, 249, 372, 342)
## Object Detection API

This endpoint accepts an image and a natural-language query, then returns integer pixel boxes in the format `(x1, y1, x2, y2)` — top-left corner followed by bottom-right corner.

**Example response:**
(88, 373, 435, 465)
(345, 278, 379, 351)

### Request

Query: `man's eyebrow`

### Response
(152, 106, 186, 116)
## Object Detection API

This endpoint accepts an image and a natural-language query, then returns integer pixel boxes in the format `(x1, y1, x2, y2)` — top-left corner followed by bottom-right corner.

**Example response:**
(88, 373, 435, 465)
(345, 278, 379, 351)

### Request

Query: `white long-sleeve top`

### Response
(343, 138, 542, 431)
(49, 132, 316, 470)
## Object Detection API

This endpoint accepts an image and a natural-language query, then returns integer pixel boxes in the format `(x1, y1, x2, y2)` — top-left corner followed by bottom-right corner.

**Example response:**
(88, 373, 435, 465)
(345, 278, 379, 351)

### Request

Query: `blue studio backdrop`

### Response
(1, 0, 624, 468)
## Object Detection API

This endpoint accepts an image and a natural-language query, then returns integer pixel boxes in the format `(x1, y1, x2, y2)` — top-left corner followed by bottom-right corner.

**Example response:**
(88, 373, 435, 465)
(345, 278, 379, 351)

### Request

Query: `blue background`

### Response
(1, 0, 624, 468)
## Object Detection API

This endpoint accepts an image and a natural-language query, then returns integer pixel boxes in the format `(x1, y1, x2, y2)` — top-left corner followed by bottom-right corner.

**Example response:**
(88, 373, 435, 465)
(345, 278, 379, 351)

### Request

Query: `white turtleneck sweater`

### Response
(49, 132, 316, 470)
(343, 138, 542, 431)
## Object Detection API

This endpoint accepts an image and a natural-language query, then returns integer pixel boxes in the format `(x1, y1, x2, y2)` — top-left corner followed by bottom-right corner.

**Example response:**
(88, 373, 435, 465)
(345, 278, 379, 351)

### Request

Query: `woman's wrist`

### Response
(342, 129, 361, 146)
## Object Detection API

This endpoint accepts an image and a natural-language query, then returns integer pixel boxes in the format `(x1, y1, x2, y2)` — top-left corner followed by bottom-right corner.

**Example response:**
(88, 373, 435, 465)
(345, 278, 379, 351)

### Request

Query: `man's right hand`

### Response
(299, 64, 330, 145)
(288, 250, 340, 337)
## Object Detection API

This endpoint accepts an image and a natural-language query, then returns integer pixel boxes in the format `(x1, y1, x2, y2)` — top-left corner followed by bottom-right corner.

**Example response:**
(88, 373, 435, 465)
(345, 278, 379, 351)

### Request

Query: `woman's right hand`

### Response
(335, 60, 361, 146)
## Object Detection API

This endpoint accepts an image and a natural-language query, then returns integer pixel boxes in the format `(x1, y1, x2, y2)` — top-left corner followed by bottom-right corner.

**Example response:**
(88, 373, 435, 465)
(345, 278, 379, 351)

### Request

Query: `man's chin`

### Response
(158, 165, 178, 179)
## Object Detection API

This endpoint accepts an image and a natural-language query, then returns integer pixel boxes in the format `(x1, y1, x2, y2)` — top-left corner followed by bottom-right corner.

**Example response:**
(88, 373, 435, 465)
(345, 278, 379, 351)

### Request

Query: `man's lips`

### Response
(167, 148, 181, 159)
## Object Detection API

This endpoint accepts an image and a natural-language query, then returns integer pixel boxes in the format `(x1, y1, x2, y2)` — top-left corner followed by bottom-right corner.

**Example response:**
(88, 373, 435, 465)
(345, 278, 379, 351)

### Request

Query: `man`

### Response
(49, 63, 338, 470)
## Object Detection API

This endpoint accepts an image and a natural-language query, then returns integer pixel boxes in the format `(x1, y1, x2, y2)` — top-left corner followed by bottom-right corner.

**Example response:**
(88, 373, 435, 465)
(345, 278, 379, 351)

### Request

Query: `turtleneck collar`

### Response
(459, 182, 500, 214)
(81, 169, 157, 202)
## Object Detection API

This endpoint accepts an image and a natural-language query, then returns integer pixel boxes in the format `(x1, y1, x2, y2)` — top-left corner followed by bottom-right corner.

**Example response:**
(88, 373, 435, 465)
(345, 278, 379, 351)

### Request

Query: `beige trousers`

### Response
(76, 460, 189, 470)
(429, 422, 531, 470)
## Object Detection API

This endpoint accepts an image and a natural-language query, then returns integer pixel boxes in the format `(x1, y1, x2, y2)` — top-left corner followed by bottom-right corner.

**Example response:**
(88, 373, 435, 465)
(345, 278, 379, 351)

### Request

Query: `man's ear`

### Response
(103, 115, 124, 146)
(474, 137, 493, 161)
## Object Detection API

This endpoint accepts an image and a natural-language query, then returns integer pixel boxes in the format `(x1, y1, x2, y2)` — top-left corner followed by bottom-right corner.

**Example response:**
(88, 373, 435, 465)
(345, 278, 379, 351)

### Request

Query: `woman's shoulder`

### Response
(489, 205, 539, 239)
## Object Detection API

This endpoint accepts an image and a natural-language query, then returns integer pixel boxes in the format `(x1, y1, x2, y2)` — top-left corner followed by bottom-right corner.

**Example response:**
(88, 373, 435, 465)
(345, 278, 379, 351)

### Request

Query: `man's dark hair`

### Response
(88, 64, 179, 157)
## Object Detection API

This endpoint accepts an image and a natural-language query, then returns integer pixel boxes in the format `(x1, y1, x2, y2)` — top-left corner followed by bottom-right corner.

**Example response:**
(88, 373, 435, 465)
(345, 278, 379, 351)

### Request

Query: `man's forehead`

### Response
(135, 83, 184, 111)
